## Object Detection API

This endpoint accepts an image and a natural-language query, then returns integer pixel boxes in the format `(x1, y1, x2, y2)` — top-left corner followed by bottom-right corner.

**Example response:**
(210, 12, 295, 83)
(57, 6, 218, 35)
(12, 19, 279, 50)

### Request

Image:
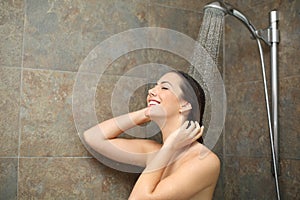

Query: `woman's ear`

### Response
(179, 102, 192, 113)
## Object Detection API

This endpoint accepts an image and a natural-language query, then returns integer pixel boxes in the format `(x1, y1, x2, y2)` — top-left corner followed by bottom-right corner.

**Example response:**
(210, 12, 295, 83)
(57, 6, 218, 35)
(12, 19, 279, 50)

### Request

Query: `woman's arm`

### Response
(129, 121, 206, 200)
(83, 108, 160, 167)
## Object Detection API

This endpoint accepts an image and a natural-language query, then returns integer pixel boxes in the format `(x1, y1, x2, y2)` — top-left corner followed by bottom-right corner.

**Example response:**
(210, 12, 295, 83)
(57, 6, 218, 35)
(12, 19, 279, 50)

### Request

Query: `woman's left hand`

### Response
(163, 121, 204, 151)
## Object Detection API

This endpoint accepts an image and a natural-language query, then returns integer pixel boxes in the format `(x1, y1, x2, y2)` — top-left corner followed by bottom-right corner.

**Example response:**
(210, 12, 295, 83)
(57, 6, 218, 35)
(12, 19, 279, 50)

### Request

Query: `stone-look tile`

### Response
(224, 16, 268, 85)
(278, 0, 300, 78)
(103, 49, 149, 77)
(20, 69, 88, 157)
(224, 156, 276, 200)
(145, 49, 193, 92)
(18, 158, 138, 199)
(96, 75, 147, 121)
(211, 131, 223, 157)
(71, 72, 100, 135)
(151, 0, 212, 13)
(23, 0, 149, 72)
(0, 158, 18, 200)
(212, 154, 224, 199)
(280, 159, 300, 199)
(0, 67, 21, 157)
(113, 0, 150, 28)
(148, 2, 202, 40)
(279, 76, 300, 159)
(95, 75, 148, 138)
(0, 0, 24, 68)
(225, 81, 271, 156)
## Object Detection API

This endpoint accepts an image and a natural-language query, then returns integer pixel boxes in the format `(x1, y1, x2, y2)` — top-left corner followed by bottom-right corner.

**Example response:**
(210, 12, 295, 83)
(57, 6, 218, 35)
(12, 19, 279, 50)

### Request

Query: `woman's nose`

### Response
(148, 87, 157, 96)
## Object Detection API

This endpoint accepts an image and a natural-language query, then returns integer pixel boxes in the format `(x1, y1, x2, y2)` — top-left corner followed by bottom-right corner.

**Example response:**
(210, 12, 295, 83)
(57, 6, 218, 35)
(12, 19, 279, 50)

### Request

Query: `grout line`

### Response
(280, 74, 300, 80)
(0, 156, 92, 158)
(16, 0, 27, 198)
(21, 67, 151, 80)
(18, 156, 94, 159)
(152, 2, 204, 14)
(22, 67, 78, 74)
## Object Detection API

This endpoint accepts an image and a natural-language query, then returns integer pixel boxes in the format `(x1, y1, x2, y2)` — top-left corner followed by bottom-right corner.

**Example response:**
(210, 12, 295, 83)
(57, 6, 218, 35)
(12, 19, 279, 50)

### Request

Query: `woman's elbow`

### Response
(83, 130, 93, 147)
(83, 127, 105, 150)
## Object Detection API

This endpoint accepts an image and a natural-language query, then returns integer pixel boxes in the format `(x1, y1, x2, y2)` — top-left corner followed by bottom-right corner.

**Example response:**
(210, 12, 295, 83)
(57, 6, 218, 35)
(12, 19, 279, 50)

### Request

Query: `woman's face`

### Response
(146, 72, 186, 119)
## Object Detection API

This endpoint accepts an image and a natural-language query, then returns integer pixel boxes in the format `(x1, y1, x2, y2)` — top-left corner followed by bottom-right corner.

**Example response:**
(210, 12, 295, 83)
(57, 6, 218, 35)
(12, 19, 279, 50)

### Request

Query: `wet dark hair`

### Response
(174, 71, 206, 144)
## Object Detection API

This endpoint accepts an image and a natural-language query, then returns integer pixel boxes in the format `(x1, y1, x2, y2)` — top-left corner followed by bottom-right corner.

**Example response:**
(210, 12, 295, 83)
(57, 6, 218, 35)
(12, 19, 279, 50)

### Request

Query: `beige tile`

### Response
(224, 156, 276, 199)
(19, 158, 138, 199)
(278, 0, 300, 78)
(150, 0, 213, 13)
(0, 67, 21, 156)
(225, 81, 270, 156)
(0, 0, 24, 68)
(148, 2, 202, 40)
(23, 0, 149, 72)
(279, 76, 300, 159)
(95, 75, 148, 139)
(280, 159, 300, 200)
(20, 69, 88, 157)
(95, 75, 147, 121)
(103, 49, 149, 77)
(0, 158, 18, 199)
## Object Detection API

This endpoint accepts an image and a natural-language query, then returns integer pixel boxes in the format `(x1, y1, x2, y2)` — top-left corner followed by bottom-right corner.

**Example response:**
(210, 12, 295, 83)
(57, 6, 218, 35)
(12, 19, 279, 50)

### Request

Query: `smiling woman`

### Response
(83, 70, 220, 200)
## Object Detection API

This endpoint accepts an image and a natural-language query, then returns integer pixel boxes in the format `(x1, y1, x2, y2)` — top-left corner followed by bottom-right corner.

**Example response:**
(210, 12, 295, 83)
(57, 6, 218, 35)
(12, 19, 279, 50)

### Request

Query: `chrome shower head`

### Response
(204, 1, 228, 14)
(204, 1, 258, 39)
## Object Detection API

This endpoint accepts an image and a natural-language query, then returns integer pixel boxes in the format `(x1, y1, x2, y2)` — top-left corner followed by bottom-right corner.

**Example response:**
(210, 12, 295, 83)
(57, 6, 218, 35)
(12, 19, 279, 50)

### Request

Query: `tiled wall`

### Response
(1, 0, 147, 199)
(0, 0, 299, 199)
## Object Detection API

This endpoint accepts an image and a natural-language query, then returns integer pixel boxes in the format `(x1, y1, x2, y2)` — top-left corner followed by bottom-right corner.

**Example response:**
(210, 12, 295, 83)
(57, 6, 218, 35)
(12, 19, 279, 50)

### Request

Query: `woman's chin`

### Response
(145, 105, 166, 121)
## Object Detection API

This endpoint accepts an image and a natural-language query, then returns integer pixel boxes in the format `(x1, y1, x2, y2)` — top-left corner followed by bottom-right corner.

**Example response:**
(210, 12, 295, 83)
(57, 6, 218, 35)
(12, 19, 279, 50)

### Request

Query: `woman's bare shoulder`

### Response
(194, 144, 220, 169)
(164, 144, 220, 197)
(179, 144, 220, 182)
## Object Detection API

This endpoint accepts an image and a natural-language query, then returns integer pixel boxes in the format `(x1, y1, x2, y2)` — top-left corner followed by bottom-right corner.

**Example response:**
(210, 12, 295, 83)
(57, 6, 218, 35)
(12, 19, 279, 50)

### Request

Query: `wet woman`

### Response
(83, 70, 220, 200)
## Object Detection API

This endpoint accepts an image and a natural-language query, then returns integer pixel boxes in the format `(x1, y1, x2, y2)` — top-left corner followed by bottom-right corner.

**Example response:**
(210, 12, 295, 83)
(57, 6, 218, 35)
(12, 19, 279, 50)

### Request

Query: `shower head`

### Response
(204, 1, 258, 39)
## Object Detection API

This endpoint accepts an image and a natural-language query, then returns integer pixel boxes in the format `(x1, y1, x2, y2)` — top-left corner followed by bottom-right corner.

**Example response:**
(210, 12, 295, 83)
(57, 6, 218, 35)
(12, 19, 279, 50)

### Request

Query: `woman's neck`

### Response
(160, 115, 186, 143)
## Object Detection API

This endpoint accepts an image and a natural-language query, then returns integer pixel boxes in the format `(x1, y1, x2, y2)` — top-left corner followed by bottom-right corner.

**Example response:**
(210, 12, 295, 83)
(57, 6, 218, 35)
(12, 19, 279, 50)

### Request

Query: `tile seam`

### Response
(17, 0, 27, 198)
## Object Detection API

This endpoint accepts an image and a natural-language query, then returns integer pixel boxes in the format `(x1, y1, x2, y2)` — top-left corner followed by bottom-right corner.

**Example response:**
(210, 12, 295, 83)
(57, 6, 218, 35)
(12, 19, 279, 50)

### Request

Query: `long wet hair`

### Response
(175, 71, 206, 144)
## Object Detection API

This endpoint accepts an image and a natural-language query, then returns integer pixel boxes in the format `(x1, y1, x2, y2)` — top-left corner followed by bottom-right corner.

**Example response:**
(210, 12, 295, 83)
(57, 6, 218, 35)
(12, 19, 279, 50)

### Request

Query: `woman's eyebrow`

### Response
(158, 81, 173, 86)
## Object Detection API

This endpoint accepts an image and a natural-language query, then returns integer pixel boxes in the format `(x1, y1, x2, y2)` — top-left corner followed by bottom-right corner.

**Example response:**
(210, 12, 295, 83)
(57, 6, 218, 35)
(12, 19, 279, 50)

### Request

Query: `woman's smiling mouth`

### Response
(148, 100, 160, 107)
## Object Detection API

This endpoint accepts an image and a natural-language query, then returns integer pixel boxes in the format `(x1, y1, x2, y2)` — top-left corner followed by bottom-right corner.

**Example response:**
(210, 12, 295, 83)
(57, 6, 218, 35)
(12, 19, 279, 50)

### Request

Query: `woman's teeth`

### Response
(149, 100, 160, 106)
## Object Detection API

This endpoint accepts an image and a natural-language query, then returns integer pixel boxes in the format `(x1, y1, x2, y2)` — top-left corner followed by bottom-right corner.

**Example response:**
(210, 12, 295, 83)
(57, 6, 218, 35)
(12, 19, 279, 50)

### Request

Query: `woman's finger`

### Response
(182, 121, 190, 130)
(188, 121, 200, 139)
(186, 121, 195, 132)
(193, 126, 204, 141)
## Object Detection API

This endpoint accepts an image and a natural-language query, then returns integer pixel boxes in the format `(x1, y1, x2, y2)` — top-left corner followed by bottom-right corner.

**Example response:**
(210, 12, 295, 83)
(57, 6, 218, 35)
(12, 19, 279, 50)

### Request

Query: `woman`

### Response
(84, 70, 220, 200)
